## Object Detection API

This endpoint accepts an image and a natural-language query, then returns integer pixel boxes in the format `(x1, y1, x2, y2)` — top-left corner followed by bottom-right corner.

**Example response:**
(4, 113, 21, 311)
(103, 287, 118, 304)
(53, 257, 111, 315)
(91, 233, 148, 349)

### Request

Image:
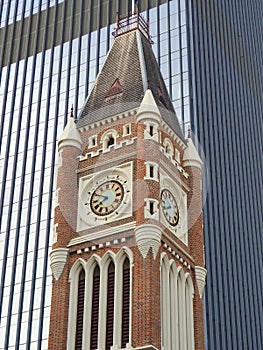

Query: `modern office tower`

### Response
(48, 12, 206, 350)
(0, 0, 262, 349)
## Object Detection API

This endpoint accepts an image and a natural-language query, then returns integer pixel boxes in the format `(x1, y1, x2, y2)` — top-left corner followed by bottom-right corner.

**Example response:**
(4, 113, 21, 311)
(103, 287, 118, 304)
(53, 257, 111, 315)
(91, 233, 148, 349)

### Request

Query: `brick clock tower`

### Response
(48, 12, 207, 350)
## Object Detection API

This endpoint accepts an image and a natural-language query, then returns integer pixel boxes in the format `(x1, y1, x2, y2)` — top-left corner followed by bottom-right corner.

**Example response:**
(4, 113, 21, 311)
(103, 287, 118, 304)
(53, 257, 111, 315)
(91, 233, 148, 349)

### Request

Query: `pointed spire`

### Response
(183, 138, 202, 170)
(136, 88, 161, 123)
(58, 107, 82, 152)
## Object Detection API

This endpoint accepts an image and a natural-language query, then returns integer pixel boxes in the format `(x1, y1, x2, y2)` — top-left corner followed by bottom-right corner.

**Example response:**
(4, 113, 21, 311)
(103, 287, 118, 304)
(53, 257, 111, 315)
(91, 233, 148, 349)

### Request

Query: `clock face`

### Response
(90, 180, 124, 216)
(161, 189, 179, 227)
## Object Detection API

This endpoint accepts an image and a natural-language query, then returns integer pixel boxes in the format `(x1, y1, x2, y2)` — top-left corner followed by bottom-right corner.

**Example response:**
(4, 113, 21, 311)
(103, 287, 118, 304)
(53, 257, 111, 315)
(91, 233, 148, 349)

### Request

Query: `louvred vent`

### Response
(106, 262, 115, 350)
(75, 269, 85, 350)
(121, 258, 130, 348)
(90, 266, 100, 350)
(105, 78, 123, 98)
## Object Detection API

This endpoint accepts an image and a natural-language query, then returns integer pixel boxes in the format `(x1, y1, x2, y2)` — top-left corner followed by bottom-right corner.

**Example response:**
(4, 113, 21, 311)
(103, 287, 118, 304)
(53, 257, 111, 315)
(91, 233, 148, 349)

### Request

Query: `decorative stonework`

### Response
(78, 137, 137, 161)
(78, 109, 137, 132)
(162, 243, 191, 270)
(136, 89, 161, 124)
(159, 146, 189, 178)
(58, 117, 82, 152)
(195, 265, 207, 298)
(135, 224, 162, 259)
(50, 248, 69, 280)
(183, 138, 203, 170)
(70, 237, 128, 255)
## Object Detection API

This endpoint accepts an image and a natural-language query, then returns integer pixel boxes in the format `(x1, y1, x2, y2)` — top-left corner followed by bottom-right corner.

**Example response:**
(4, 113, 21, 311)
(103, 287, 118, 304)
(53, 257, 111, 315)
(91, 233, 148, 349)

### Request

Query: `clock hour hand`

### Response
(99, 195, 108, 204)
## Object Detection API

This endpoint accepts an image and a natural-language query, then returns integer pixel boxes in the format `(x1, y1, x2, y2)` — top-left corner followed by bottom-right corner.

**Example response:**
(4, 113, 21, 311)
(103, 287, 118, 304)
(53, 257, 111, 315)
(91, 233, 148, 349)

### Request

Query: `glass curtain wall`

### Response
(0, 0, 190, 348)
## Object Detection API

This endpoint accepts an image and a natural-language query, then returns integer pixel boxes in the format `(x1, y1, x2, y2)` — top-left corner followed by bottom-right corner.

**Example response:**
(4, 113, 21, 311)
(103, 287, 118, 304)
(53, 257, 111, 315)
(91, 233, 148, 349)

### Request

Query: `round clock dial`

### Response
(161, 189, 179, 226)
(90, 180, 124, 216)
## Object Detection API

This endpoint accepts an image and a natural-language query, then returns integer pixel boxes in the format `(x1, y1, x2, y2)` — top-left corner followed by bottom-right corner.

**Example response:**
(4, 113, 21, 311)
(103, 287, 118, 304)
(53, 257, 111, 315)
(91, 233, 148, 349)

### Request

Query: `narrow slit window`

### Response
(149, 165, 154, 178)
(106, 262, 115, 350)
(75, 269, 85, 350)
(149, 201, 154, 215)
(149, 125, 154, 136)
(121, 258, 130, 348)
(90, 265, 100, 350)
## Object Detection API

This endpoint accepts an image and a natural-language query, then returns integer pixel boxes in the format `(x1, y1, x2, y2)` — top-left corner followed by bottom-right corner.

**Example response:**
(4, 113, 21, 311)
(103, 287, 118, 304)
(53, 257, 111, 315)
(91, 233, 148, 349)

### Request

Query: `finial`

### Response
(187, 125, 192, 139)
(70, 104, 74, 119)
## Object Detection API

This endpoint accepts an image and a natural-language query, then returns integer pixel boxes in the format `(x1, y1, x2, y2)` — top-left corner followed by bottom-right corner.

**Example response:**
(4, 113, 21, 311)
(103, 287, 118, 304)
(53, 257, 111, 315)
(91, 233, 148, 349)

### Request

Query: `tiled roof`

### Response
(77, 29, 184, 141)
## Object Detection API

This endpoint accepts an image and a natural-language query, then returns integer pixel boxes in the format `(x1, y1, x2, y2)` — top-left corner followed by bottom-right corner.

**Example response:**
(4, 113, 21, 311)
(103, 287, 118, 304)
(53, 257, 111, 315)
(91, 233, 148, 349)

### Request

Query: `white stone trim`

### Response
(159, 148, 189, 179)
(183, 138, 203, 170)
(67, 248, 133, 350)
(160, 120, 186, 150)
(123, 122, 132, 136)
(175, 149, 181, 163)
(50, 247, 69, 280)
(185, 273, 195, 350)
(144, 198, 159, 220)
(78, 109, 137, 133)
(144, 161, 159, 181)
(143, 121, 159, 142)
(195, 266, 207, 298)
(88, 134, 98, 148)
(67, 258, 86, 350)
(135, 224, 162, 259)
(58, 117, 82, 152)
(163, 137, 174, 157)
(68, 221, 135, 247)
(160, 254, 194, 350)
(101, 128, 119, 151)
(177, 267, 187, 350)
(77, 162, 133, 231)
(160, 173, 188, 244)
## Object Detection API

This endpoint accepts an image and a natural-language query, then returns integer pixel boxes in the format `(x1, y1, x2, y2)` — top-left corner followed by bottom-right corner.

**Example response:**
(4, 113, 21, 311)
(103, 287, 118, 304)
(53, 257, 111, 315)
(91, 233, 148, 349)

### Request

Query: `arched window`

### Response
(121, 258, 130, 348)
(101, 129, 118, 150)
(90, 265, 100, 350)
(107, 136, 115, 148)
(185, 275, 194, 350)
(68, 249, 133, 350)
(160, 255, 194, 350)
(106, 261, 115, 350)
(75, 269, 85, 350)
(163, 138, 174, 157)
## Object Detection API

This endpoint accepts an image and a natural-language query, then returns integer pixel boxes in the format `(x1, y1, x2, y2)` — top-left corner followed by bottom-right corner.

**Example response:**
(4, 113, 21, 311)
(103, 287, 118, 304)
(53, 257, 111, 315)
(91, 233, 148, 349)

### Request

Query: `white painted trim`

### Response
(160, 254, 194, 350)
(67, 258, 86, 350)
(67, 248, 133, 350)
(77, 162, 133, 231)
(50, 248, 69, 280)
(143, 121, 159, 142)
(144, 161, 159, 181)
(185, 274, 195, 350)
(163, 137, 174, 157)
(135, 224, 162, 259)
(195, 266, 207, 298)
(68, 221, 136, 247)
(78, 110, 137, 133)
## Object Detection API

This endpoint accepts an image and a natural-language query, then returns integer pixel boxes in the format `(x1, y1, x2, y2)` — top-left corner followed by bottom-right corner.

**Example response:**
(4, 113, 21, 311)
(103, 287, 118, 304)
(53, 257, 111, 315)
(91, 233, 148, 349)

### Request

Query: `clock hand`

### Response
(166, 204, 172, 209)
(100, 195, 109, 204)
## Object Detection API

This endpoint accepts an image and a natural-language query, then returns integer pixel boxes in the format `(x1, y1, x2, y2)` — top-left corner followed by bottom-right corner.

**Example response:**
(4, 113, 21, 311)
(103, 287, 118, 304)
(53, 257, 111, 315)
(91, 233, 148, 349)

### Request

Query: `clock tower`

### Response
(48, 12, 206, 350)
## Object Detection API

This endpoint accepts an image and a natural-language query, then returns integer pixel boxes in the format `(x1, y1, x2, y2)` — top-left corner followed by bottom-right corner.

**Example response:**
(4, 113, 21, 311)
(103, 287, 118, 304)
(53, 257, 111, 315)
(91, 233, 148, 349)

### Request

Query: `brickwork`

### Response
(48, 39, 205, 348)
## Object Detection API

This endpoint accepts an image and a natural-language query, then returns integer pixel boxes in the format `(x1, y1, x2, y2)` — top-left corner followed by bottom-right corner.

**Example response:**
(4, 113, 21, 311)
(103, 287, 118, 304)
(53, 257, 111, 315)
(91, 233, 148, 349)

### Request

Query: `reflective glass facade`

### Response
(0, 0, 262, 349)
(190, 1, 263, 349)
